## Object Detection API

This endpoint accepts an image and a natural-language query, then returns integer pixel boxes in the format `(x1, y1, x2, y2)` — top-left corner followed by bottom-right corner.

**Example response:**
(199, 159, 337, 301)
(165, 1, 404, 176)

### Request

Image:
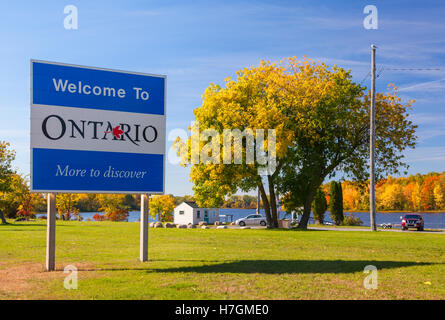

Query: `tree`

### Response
(1, 174, 27, 219)
(410, 182, 422, 211)
(77, 193, 100, 212)
(318, 172, 445, 212)
(342, 181, 364, 210)
(122, 194, 139, 210)
(97, 194, 129, 221)
(0, 141, 15, 224)
(174, 57, 416, 229)
(16, 192, 43, 220)
(174, 195, 195, 206)
(433, 179, 445, 209)
(420, 175, 439, 210)
(56, 193, 79, 220)
(329, 182, 344, 225)
(274, 60, 416, 228)
(312, 188, 327, 224)
(377, 183, 405, 210)
(149, 195, 175, 222)
(0, 173, 44, 221)
(174, 60, 293, 228)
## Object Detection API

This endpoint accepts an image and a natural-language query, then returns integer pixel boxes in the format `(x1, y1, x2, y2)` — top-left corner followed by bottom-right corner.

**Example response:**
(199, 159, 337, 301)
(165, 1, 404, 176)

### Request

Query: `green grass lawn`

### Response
(0, 219, 444, 300)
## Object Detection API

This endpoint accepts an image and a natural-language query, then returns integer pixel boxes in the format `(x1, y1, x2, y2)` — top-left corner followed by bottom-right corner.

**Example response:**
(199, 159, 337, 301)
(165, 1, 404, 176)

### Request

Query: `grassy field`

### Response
(0, 220, 444, 300)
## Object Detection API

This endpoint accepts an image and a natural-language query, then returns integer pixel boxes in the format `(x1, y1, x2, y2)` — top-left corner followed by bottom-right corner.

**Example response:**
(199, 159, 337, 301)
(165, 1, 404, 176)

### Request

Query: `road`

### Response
(307, 226, 445, 234)
(223, 225, 445, 234)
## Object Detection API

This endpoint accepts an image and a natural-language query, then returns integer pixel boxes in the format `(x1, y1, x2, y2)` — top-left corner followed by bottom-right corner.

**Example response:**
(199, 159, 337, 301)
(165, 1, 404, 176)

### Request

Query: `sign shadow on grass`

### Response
(146, 260, 436, 275)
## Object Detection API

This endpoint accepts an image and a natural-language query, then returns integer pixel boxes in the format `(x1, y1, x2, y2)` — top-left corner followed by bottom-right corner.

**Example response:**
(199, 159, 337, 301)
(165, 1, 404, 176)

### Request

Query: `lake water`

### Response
(37, 209, 445, 229)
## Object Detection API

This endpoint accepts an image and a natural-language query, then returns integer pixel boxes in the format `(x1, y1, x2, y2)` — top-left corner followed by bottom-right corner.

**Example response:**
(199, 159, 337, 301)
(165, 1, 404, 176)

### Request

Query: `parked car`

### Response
(235, 214, 267, 227)
(401, 214, 424, 231)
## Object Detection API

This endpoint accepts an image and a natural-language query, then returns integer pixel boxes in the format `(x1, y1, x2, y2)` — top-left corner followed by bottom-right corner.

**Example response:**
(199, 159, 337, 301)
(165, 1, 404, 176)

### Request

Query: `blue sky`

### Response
(1, 0, 444, 195)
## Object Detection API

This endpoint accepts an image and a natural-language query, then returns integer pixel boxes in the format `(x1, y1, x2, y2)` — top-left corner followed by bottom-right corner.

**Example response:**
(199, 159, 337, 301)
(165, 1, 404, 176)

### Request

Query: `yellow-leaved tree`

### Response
(56, 193, 79, 220)
(97, 194, 129, 221)
(174, 57, 417, 228)
(149, 195, 175, 222)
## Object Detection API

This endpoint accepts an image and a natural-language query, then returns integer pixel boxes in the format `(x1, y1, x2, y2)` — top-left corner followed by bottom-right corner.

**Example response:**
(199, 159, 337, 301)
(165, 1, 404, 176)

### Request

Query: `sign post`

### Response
(140, 194, 150, 262)
(46, 193, 56, 271)
(31, 60, 166, 270)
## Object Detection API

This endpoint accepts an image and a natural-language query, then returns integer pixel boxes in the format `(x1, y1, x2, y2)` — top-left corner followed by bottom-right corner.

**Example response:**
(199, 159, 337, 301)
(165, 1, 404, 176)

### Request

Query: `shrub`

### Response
(329, 181, 344, 225)
(105, 209, 129, 222)
(92, 213, 106, 221)
(312, 188, 327, 224)
(16, 208, 35, 220)
(342, 214, 363, 226)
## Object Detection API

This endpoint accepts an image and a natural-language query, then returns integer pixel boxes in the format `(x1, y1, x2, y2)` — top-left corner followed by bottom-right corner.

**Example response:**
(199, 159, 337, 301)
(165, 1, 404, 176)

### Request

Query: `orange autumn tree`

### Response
(329, 172, 445, 212)
(420, 175, 440, 210)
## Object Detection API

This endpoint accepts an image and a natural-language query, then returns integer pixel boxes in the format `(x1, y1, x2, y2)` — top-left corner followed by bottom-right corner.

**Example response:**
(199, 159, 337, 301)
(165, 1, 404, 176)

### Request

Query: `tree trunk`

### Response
(258, 182, 272, 228)
(267, 175, 279, 228)
(0, 209, 7, 224)
(298, 188, 317, 229)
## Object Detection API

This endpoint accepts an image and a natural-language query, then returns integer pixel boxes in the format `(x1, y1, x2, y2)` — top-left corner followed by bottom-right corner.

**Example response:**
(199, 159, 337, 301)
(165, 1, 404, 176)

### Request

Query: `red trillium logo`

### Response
(104, 125, 125, 139)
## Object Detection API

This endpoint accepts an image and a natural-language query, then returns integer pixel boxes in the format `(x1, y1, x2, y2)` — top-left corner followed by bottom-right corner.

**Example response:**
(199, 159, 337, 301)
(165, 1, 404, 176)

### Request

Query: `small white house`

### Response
(173, 201, 220, 225)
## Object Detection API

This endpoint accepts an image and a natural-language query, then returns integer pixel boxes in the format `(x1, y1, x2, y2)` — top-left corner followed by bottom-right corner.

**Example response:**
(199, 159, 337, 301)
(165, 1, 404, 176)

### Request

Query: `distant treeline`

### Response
(51, 194, 259, 212)
(325, 172, 445, 212)
(62, 171, 445, 212)
(2, 172, 444, 221)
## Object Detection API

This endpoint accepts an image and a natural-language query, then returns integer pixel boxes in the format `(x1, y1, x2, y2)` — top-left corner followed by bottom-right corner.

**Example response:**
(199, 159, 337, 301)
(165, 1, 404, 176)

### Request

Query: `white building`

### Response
(173, 201, 220, 225)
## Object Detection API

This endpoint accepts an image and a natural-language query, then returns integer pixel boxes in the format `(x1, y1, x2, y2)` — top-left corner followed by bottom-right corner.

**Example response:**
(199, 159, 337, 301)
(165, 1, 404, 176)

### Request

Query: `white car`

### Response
(235, 214, 267, 227)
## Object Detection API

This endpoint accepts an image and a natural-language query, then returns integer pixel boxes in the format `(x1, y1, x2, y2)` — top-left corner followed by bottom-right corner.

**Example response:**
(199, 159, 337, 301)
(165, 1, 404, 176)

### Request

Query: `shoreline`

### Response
(345, 210, 445, 214)
(34, 209, 445, 214)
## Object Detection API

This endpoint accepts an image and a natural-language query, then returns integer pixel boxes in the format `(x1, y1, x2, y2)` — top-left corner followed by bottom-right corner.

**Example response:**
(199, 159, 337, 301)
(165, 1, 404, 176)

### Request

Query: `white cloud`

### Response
(399, 78, 445, 92)
(416, 129, 445, 142)
(405, 146, 445, 162)
(410, 113, 445, 126)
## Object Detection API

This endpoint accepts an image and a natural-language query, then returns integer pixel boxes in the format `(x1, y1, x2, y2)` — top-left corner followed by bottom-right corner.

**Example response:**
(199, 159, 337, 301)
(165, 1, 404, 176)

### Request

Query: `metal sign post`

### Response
(46, 193, 56, 271)
(140, 194, 150, 262)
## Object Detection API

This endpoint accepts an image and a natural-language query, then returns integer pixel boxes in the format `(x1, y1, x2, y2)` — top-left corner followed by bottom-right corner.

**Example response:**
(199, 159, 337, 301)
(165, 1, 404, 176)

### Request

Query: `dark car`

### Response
(401, 214, 424, 231)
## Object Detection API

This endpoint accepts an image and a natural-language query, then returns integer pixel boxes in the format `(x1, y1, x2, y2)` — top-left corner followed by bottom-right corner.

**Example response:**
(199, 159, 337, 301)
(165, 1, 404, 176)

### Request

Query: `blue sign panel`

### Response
(32, 62, 165, 115)
(31, 60, 166, 194)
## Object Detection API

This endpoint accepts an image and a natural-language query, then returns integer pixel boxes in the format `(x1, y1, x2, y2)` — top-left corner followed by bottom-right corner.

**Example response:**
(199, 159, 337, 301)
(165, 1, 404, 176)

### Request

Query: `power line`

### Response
(376, 67, 384, 79)
(359, 71, 371, 85)
(373, 67, 442, 80)
(383, 68, 442, 71)
(359, 67, 441, 85)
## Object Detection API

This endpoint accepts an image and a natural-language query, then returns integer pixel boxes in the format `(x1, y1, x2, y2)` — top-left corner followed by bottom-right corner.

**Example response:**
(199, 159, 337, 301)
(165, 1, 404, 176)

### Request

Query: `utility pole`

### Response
(256, 187, 260, 214)
(370, 44, 377, 231)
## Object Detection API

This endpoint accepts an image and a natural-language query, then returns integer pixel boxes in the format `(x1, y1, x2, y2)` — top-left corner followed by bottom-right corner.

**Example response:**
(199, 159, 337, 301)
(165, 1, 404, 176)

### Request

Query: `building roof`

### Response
(177, 201, 218, 209)
(183, 201, 199, 208)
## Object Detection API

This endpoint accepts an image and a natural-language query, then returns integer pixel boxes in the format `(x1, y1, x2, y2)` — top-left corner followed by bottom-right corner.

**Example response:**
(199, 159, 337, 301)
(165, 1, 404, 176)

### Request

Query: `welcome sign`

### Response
(30, 60, 166, 193)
